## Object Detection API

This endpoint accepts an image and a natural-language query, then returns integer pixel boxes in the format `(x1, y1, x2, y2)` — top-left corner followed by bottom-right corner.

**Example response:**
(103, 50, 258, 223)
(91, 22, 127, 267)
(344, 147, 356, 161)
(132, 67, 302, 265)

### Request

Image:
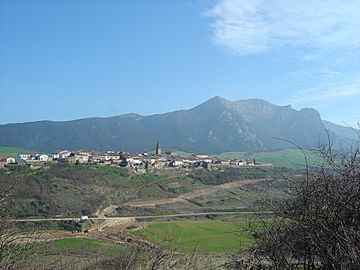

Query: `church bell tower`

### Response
(156, 140, 161, 155)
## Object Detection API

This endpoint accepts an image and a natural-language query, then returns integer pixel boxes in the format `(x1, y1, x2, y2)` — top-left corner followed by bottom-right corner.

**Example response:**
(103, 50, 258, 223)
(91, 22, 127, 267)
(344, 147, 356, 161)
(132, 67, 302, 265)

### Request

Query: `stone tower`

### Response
(156, 140, 161, 155)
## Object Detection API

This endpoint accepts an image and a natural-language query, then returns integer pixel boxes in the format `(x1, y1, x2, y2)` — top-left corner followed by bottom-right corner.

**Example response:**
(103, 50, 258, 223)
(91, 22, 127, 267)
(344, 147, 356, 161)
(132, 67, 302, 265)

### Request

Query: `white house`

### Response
(18, 154, 31, 161)
(53, 150, 72, 160)
(75, 154, 89, 164)
(171, 160, 183, 167)
(6, 157, 16, 164)
(229, 159, 246, 166)
(238, 160, 246, 166)
(130, 158, 143, 165)
(38, 154, 50, 162)
(192, 154, 209, 159)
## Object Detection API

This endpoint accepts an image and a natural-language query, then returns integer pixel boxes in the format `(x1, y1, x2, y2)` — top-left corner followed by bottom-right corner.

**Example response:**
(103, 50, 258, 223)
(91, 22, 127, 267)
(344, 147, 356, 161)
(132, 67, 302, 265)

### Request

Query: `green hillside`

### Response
(2, 164, 285, 218)
(215, 148, 321, 169)
(47, 238, 129, 256)
(0, 146, 34, 157)
(252, 149, 320, 168)
(213, 151, 247, 160)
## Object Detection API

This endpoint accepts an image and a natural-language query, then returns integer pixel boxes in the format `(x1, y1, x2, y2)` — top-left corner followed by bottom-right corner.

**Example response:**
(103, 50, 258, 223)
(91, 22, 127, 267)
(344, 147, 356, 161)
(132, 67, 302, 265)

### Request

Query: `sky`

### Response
(1, 0, 360, 126)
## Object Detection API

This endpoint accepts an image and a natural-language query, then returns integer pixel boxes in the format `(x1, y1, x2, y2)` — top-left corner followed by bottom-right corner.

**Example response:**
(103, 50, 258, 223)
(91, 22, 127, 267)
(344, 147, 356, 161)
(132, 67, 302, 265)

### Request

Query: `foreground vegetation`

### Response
(229, 143, 360, 269)
(3, 143, 360, 269)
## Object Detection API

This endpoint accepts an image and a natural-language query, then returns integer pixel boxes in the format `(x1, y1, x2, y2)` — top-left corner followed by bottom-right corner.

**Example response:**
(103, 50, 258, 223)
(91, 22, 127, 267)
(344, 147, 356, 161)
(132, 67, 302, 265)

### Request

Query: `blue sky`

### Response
(1, 0, 359, 126)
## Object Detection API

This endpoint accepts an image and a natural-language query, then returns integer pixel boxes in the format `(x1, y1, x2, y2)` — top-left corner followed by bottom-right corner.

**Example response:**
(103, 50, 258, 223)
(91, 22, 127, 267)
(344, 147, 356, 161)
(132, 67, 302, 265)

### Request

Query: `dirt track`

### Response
(125, 178, 271, 207)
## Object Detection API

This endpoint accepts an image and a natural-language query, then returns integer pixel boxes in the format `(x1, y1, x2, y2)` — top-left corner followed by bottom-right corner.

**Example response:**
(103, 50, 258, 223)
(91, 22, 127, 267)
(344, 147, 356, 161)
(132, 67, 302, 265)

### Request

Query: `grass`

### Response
(0, 146, 34, 157)
(214, 148, 321, 169)
(95, 165, 129, 177)
(135, 172, 165, 183)
(4, 163, 290, 218)
(213, 152, 247, 160)
(253, 148, 320, 168)
(138, 220, 259, 254)
(47, 238, 129, 256)
(174, 150, 193, 157)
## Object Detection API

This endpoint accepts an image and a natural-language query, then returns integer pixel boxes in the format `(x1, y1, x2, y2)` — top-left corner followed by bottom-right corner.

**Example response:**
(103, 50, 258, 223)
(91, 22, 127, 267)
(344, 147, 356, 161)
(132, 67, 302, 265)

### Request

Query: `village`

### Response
(0, 141, 272, 171)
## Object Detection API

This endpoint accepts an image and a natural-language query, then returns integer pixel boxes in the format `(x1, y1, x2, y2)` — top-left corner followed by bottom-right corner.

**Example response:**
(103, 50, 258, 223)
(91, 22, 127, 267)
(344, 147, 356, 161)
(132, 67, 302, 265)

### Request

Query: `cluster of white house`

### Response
(0, 149, 272, 171)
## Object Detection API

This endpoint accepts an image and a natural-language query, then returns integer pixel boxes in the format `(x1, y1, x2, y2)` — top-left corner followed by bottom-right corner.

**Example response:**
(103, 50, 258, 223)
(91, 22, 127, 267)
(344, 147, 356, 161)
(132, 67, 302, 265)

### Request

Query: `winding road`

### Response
(12, 210, 273, 222)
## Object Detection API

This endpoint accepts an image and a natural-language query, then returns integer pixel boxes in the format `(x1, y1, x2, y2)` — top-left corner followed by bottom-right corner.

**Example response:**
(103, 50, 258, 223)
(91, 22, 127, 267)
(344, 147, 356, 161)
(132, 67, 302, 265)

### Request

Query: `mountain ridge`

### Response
(0, 97, 356, 153)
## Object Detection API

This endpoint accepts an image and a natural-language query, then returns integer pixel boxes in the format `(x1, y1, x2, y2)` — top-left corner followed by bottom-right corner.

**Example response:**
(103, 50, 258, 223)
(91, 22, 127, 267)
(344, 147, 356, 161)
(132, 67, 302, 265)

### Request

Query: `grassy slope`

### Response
(213, 152, 247, 160)
(253, 149, 320, 168)
(24, 238, 133, 269)
(0, 146, 34, 157)
(47, 238, 129, 256)
(2, 164, 202, 217)
(3, 164, 285, 218)
(174, 150, 193, 157)
(139, 220, 257, 253)
(216, 149, 320, 168)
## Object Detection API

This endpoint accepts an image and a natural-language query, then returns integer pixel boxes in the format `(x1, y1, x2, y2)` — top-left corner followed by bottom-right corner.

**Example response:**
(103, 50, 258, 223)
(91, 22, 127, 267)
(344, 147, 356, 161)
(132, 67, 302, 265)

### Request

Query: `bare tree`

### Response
(229, 137, 360, 270)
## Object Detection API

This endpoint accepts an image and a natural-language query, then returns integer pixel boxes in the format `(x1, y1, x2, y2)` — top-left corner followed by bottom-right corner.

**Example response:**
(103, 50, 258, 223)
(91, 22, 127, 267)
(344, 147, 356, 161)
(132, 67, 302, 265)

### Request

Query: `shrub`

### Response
(231, 140, 360, 270)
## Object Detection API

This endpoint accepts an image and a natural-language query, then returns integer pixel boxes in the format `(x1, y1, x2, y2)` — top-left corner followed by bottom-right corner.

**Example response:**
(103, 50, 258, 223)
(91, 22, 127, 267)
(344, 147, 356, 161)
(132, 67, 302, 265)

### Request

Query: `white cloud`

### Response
(321, 69, 342, 79)
(206, 0, 360, 56)
(294, 82, 360, 101)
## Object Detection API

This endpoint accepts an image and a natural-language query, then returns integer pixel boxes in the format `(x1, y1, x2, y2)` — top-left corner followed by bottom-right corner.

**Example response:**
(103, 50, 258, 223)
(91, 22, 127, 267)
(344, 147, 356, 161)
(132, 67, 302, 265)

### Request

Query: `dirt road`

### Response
(125, 178, 271, 207)
(13, 210, 272, 223)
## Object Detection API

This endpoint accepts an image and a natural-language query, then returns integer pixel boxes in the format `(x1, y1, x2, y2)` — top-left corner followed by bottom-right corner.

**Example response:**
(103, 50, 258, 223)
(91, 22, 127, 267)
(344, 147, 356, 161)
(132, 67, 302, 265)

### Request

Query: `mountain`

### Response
(323, 120, 358, 141)
(0, 97, 356, 153)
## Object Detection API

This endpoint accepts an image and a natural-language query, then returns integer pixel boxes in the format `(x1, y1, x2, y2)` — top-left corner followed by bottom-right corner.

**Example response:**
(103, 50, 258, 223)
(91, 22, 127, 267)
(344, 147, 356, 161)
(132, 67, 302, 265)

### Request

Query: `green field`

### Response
(138, 220, 257, 254)
(174, 150, 193, 157)
(48, 238, 129, 256)
(0, 146, 34, 157)
(253, 148, 320, 168)
(215, 149, 321, 169)
(214, 151, 247, 160)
